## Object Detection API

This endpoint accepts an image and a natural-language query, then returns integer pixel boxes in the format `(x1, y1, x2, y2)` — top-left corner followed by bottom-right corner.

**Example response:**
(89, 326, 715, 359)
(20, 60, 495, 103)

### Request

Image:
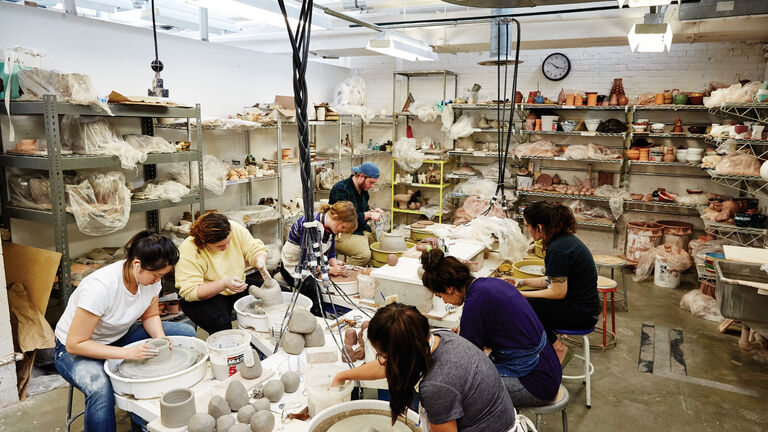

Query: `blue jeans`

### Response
(54, 321, 196, 432)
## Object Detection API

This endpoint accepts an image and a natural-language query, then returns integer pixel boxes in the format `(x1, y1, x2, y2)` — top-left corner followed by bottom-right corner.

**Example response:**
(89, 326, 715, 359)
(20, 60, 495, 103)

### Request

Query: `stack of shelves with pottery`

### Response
(390, 159, 448, 228)
(512, 213, 615, 230)
(705, 135, 768, 159)
(519, 104, 630, 112)
(705, 170, 768, 196)
(698, 206, 768, 247)
(392, 70, 458, 152)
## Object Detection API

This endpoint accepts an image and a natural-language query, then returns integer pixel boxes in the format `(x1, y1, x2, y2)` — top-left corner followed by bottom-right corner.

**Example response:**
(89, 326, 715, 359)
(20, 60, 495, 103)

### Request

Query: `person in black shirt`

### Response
(512, 201, 600, 366)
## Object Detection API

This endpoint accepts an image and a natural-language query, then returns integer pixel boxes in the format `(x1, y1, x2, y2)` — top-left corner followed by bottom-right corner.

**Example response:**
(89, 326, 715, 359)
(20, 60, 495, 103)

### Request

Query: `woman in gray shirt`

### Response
(332, 303, 520, 432)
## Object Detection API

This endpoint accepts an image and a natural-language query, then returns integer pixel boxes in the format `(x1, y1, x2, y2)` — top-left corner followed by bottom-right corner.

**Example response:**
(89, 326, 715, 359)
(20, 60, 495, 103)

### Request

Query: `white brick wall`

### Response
(353, 41, 767, 112)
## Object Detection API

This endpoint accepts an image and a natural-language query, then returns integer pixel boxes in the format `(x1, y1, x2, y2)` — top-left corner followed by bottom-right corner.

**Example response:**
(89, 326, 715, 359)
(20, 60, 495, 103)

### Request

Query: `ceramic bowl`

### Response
(560, 120, 578, 133)
(636, 119, 649, 124)
(686, 154, 703, 163)
(632, 124, 648, 132)
(687, 148, 704, 155)
(675, 150, 688, 163)
(584, 119, 601, 132)
(379, 232, 408, 252)
(734, 213, 752, 228)
(651, 123, 665, 133)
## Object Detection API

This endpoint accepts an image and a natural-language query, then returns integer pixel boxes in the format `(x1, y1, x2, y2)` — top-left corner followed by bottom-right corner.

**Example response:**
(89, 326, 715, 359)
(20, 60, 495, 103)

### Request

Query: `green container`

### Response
(0, 62, 23, 100)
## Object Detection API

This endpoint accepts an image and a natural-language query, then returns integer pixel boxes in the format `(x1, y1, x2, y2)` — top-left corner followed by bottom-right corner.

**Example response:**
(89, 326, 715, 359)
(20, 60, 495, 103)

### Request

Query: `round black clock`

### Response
(542, 52, 571, 81)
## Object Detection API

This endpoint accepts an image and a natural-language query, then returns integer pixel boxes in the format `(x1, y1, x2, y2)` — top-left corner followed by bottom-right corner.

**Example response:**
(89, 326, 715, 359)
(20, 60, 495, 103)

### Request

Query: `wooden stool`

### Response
(556, 327, 595, 409)
(525, 385, 570, 432)
(593, 255, 628, 311)
(597, 276, 618, 348)
(66, 384, 85, 432)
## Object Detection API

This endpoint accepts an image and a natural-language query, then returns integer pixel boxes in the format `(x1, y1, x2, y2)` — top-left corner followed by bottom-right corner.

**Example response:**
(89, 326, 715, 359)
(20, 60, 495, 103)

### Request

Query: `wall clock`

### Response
(542, 52, 571, 81)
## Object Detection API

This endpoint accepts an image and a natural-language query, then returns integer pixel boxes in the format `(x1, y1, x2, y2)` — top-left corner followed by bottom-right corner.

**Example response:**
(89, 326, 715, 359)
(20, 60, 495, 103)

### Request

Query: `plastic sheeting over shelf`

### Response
(61, 116, 145, 169)
(162, 154, 229, 195)
(437, 215, 527, 264)
(330, 76, 375, 123)
(393, 137, 426, 173)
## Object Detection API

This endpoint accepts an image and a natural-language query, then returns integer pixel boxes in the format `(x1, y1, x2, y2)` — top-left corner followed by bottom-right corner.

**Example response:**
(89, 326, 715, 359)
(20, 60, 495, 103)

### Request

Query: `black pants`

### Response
(527, 298, 599, 344)
(279, 265, 323, 317)
(179, 272, 264, 336)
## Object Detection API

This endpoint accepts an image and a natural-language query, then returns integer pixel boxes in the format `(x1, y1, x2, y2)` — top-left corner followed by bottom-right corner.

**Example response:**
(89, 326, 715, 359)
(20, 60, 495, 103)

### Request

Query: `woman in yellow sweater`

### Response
(175, 212, 269, 334)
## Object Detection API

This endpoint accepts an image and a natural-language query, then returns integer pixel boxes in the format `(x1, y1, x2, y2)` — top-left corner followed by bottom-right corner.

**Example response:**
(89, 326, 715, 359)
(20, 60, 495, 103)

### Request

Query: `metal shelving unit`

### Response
(390, 159, 447, 228)
(517, 191, 610, 202)
(520, 103, 630, 111)
(0, 95, 204, 302)
(705, 169, 768, 196)
(392, 70, 458, 150)
(712, 102, 768, 124)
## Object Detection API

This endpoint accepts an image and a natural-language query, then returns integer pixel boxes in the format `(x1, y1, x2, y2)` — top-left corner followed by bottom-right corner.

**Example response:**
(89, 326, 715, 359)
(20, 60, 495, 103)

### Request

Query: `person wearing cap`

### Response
(329, 161, 382, 266)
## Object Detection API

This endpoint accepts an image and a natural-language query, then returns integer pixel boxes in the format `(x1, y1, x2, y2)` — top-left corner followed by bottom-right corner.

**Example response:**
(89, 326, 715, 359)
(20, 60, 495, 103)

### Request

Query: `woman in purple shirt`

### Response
(420, 249, 561, 407)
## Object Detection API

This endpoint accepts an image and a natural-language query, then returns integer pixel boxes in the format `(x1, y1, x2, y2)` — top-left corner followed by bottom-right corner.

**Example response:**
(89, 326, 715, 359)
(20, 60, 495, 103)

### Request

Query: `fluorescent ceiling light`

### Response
(366, 33, 437, 62)
(617, 0, 680, 7)
(143, 3, 242, 33)
(185, 0, 332, 30)
(627, 23, 672, 52)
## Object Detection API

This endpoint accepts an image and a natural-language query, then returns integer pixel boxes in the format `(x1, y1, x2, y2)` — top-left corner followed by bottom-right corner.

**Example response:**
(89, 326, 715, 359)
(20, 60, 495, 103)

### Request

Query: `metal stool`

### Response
(556, 327, 595, 409)
(593, 255, 628, 311)
(597, 276, 618, 348)
(526, 385, 570, 432)
(66, 384, 85, 432)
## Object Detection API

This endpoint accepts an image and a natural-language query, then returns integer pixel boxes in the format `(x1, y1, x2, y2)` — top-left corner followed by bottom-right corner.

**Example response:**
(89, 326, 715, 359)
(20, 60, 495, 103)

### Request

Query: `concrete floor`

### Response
(1, 274, 766, 432)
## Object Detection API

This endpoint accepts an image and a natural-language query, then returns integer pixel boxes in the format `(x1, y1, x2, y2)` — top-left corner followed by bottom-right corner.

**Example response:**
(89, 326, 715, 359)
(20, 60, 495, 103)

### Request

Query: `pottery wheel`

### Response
(244, 300, 266, 316)
(331, 269, 358, 283)
(326, 415, 412, 432)
(116, 347, 200, 379)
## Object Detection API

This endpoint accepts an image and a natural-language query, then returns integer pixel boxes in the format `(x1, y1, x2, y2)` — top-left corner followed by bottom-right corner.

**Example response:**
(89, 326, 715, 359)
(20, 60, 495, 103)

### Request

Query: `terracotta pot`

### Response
(618, 95, 629, 106)
(638, 148, 650, 161)
(565, 94, 575, 105)
(535, 119, 542, 131)
(655, 93, 665, 105)
(626, 149, 640, 160)
(574, 94, 583, 106)
(586, 92, 598, 107)
(281, 148, 293, 159)
(663, 147, 676, 162)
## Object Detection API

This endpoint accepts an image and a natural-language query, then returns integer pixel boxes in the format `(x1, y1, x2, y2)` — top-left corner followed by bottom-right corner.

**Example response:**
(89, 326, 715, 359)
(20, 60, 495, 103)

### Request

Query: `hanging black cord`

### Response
(150, 0, 159, 63)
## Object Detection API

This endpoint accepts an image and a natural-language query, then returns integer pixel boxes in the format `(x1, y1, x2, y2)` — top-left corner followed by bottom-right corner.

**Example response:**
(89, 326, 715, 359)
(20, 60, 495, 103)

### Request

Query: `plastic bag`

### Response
(441, 103, 454, 132)
(454, 196, 505, 225)
(330, 77, 375, 123)
(480, 163, 513, 180)
(675, 193, 709, 206)
(633, 244, 692, 282)
(66, 171, 131, 236)
(409, 101, 439, 122)
(688, 238, 726, 266)
(8, 175, 51, 209)
(450, 216, 527, 263)
(564, 143, 621, 160)
(162, 154, 229, 195)
(680, 289, 724, 322)
(61, 116, 145, 169)
(705, 81, 762, 107)
(565, 200, 612, 220)
(134, 180, 190, 202)
(514, 139, 557, 157)
(448, 113, 473, 140)
(17, 69, 111, 114)
(392, 136, 426, 173)
(125, 135, 176, 154)
(715, 152, 761, 176)
(454, 178, 497, 199)
(594, 185, 631, 199)
(223, 205, 279, 227)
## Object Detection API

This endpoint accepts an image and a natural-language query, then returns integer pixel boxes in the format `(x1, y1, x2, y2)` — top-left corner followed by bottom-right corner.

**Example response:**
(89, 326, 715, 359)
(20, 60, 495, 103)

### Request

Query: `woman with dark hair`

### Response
(54, 231, 195, 432)
(175, 212, 270, 334)
(517, 201, 600, 364)
(419, 248, 561, 408)
(332, 303, 520, 432)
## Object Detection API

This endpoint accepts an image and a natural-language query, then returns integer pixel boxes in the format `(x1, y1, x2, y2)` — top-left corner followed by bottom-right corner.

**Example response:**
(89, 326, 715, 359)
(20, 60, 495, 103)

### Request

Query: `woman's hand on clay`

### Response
(329, 264, 347, 277)
(160, 335, 174, 350)
(223, 277, 247, 293)
(331, 371, 348, 387)
(123, 343, 159, 360)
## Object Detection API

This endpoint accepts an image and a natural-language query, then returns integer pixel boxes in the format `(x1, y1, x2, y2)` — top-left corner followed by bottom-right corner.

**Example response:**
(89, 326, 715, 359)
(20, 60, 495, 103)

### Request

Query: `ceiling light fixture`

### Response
(627, 23, 673, 52)
(185, 0, 331, 30)
(617, 0, 680, 8)
(366, 32, 437, 62)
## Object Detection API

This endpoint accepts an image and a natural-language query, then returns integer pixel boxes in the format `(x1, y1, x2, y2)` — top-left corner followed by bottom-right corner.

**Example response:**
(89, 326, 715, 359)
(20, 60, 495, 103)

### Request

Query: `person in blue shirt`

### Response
(419, 248, 561, 407)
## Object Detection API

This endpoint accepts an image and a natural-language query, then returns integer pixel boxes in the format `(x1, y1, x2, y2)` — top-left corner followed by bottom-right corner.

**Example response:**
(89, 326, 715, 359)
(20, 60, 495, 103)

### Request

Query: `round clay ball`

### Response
(250, 410, 275, 432)
(225, 380, 250, 411)
(251, 397, 270, 412)
(240, 349, 263, 380)
(281, 371, 300, 393)
(187, 413, 215, 432)
(216, 415, 235, 432)
(229, 423, 251, 432)
(288, 307, 317, 334)
(207, 395, 230, 418)
(262, 379, 285, 403)
(280, 330, 305, 355)
(237, 404, 257, 423)
(387, 254, 398, 266)
(303, 325, 325, 348)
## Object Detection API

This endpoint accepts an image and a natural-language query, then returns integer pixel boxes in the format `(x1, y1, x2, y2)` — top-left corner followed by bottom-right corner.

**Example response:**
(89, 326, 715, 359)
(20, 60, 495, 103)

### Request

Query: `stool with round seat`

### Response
(592, 255, 628, 311)
(596, 276, 618, 348)
(556, 327, 595, 409)
(66, 384, 85, 432)
(525, 384, 570, 432)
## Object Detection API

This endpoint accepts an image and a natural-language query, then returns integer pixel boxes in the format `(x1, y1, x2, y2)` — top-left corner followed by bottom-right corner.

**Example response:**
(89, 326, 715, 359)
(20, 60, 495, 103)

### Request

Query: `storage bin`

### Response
(714, 260, 768, 325)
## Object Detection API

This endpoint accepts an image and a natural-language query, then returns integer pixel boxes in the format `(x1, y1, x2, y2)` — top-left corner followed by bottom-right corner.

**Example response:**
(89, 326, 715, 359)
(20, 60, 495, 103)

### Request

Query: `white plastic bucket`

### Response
(654, 258, 681, 289)
(205, 329, 254, 380)
(304, 364, 354, 417)
(540, 115, 559, 131)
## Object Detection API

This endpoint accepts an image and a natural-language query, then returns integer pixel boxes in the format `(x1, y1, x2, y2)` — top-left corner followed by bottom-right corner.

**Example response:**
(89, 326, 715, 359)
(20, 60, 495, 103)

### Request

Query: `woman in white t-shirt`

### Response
(54, 231, 196, 432)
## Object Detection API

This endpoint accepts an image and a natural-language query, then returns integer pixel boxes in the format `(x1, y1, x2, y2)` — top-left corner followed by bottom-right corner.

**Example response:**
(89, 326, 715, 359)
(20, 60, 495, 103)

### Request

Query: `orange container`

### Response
(565, 94, 575, 105)
(586, 92, 598, 107)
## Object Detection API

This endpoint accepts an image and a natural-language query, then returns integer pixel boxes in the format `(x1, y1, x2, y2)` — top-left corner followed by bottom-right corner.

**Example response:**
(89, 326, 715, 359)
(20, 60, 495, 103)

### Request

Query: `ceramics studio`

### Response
(1, 1, 768, 432)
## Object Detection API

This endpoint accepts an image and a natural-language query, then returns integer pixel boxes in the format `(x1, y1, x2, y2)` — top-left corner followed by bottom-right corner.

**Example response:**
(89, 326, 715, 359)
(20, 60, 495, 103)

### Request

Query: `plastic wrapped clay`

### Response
(281, 371, 300, 393)
(237, 405, 257, 423)
(288, 308, 317, 334)
(229, 423, 251, 432)
(262, 379, 285, 403)
(304, 325, 325, 348)
(354, 345, 366, 361)
(250, 410, 275, 432)
(187, 413, 215, 432)
(225, 380, 250, 411)
(281, 330, 306, 355)
(207, 395, 230, 418)
(216, 415, 235, 431)
(240, 349, 262, 379)
(252, 397, 270, 412)
(344, 328, 358, 346)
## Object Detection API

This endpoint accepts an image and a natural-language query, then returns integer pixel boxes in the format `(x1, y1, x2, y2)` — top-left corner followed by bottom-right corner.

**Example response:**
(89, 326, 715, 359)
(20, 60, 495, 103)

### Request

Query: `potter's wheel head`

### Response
(117, 347, 200, 379)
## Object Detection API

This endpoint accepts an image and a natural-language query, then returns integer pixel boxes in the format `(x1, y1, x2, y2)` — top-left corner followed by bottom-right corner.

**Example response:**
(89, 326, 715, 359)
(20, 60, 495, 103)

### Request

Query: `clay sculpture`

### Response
(281, 371, 300, 393)
(229, 423, 251, 432)
(240, 349, 262, 379)
(249, 278, 282, 307)
(252, 397, 271, 412)
(159, 389, 196, 428)
(281, 330, 306, 355)
(303, 325, 325, 348)
(187, 413, 215, 432)
(216, 415, 236, 431)
(287, 308, 317, 334)
(237, 405, 257, 423)
(207, 395, 230, 419)
(250, 410, 275, 432)
(225, 381, 250, 411)
(393, 191, 413, 209)
(262, 379, 285, 403)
